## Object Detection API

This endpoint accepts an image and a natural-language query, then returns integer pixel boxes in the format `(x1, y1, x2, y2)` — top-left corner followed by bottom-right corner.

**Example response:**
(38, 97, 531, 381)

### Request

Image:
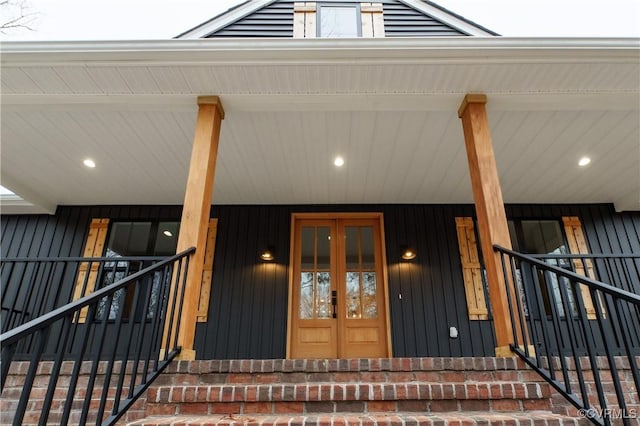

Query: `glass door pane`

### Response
(344, 226, 377, 319)
(299, 226, 332, 319)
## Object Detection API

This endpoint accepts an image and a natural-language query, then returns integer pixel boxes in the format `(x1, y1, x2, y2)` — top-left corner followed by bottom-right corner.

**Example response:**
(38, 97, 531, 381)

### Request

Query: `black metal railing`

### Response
(0, 247, 194, 425)
(495, 246, 640, 426)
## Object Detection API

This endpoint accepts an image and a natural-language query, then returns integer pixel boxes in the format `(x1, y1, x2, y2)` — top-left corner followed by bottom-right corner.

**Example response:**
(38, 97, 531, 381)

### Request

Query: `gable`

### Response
(178, 0, 497, 39)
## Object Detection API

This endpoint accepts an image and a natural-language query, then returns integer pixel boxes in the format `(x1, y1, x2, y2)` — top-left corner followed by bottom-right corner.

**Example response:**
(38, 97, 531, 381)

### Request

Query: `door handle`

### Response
(331, 290, 337, 318)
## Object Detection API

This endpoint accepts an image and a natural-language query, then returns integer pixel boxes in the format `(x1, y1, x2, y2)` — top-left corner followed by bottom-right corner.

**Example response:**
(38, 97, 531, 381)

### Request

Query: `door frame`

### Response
(286, 212, 393, 358)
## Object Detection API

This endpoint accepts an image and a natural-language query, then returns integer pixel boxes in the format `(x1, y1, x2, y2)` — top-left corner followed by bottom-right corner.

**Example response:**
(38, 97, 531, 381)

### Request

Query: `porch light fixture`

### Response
(260, 247, 275, 261)
(578, 156, 591, 167)
(83, 158, 96, 168)
(401, 247, 417, 261)
(334, 156, 345, 167)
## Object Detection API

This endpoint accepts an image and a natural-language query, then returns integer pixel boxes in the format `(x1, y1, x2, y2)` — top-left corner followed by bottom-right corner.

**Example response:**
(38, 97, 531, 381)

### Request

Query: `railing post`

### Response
(163, 96, 224, 360)
(458, 94, 527, 356)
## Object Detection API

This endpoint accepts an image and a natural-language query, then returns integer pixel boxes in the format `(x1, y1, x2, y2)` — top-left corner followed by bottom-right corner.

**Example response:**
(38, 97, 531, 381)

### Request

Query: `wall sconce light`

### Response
(260, 247, 275, 261)
(401, 247, 417, 261)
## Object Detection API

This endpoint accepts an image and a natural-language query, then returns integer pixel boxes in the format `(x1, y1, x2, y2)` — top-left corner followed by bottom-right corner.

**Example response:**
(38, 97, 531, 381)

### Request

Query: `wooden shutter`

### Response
(196, 218, 218, 322)
(294, 2, 316, 38)
(562, 216, 600, 320)
(455, 217, 489, 320)
(73, 218, 109, 322)
(361, 3, 384, 37)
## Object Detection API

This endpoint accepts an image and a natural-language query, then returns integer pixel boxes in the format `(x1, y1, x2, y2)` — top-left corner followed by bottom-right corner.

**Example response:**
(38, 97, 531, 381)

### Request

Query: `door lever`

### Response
(331, 290, 337, 318)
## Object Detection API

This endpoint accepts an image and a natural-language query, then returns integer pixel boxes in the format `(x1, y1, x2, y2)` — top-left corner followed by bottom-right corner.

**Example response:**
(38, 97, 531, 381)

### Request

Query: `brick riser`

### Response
(144, 382, 551, 415)
(126, 358, 590, 426)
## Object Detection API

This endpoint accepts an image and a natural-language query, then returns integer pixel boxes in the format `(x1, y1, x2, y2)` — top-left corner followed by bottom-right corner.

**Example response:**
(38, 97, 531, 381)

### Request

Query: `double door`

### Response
(288, 214, 390, 358)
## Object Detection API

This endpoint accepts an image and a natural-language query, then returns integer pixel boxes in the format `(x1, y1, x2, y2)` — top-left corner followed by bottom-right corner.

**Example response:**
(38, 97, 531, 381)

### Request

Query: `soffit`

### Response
(1, 38, 638, 214)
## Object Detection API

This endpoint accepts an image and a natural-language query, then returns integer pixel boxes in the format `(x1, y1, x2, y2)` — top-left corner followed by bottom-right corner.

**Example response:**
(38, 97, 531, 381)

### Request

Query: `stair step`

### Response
(127, 412, 590, 426)
(150, 382, 550, 403)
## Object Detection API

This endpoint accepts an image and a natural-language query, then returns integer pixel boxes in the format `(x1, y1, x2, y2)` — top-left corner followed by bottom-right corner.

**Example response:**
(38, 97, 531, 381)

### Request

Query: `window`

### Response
(509, 219, 577, 317)
(97, 221, 180, 320)
(318, 4, 361, 37)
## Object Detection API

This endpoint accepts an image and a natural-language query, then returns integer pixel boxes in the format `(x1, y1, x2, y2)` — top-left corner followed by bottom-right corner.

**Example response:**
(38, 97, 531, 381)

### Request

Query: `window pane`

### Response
(360, 226, 375, 269)
(317, 227, 331, 269)
(346, 272, 361, 318)
(300, 272, 314, 319)
(345, 227, 359, 270)
(520, 220, 567, 255)
(154, 222, 180, 255)
(317, 272, 331, 318)
(106, 222, 151, 256)
(362, 271, 377, 319)
(320, 6, 359, 38)
(301, 227, 315, 269)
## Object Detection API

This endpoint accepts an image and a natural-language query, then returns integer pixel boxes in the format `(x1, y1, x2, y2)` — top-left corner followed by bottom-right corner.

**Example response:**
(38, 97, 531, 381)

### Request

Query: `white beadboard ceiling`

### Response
(1, 38, 639, 214)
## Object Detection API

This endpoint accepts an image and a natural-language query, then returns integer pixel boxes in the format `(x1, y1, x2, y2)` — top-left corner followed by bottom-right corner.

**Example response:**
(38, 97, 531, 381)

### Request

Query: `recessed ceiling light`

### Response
(163, 230, 173, 237)
(334, 156, 345, 167)
(578, 157, 591, 167)
(83, 159, 96, 168)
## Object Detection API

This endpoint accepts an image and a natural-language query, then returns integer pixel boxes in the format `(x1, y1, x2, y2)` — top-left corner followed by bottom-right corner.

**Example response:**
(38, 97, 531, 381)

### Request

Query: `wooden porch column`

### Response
(174, 96, 224, 360)
(458, 94, 522, 357)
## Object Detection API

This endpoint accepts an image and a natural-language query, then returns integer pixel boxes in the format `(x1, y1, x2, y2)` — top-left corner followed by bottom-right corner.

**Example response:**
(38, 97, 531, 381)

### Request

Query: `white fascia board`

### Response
(397, 0, 498, 36)
(2, 38, 639, 67)
(177, 0, 277, 39)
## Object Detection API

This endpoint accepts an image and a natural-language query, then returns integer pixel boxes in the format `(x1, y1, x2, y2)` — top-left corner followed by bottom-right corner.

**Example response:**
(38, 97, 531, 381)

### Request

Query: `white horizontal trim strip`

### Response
(4, 92, 637, 112)
(2, 38, 639, 67)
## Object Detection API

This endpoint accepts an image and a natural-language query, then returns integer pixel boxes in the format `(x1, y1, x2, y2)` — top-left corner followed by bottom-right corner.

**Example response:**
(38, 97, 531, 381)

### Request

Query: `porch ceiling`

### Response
(1, 38, 639, 214)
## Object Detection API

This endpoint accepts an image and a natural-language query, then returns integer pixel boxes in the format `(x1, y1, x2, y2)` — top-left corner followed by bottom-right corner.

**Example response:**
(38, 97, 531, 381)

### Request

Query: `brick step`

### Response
(127, 412, 590, 426)
(156, 358, 541, 387)
(148, 382, 551, 403)
(143, 382, 553, 416)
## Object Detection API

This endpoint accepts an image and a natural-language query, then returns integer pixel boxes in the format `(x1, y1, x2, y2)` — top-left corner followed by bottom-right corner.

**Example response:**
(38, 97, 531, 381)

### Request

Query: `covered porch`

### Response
(2, 36, 640, 425)
(2, 37, 639, 358)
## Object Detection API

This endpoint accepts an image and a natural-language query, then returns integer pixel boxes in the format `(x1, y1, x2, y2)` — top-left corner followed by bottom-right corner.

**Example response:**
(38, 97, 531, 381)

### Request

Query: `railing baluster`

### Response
(573, 279, 610, 425)
(111, 282, 141, 416)
(543, 269, 573, 394)
(39, 315, 73, 426)
(592, 289, 630, 426)
(97, 285, 129, 423)
(529, 266, 556, 378)
(556, 274, 589, 407)
(127, 276, 154, 399)
(13, 327, 49, 426)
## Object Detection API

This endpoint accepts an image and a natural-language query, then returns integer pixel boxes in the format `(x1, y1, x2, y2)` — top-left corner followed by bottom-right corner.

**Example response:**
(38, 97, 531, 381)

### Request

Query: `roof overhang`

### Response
(2, 37, 639, 214)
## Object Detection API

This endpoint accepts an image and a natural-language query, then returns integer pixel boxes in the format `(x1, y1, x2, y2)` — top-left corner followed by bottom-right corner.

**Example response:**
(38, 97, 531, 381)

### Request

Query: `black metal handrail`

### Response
(494, 245, 640, 426)
(0, 247, 195, 425)
(1, 255, 171, 333)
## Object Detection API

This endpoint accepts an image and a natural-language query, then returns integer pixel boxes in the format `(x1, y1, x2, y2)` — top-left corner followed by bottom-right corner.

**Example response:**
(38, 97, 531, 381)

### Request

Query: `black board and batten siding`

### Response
(2, 204, 639, 359)
(203, 0, 467, 38)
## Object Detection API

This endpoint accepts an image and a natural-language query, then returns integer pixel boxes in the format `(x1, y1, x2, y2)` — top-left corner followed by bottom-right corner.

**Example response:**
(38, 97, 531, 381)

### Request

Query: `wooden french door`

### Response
(288, 213, 390, 359)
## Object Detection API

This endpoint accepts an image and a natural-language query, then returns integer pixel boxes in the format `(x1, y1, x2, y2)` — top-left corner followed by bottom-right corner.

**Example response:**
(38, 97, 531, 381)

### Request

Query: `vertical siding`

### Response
(2, 203, 638, 360)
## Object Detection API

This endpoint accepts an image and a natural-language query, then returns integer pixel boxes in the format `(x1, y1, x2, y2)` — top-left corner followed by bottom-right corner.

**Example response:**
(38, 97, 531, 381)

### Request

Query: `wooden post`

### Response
(458, 94, 523, 357)
(172, 96, 224, 360)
